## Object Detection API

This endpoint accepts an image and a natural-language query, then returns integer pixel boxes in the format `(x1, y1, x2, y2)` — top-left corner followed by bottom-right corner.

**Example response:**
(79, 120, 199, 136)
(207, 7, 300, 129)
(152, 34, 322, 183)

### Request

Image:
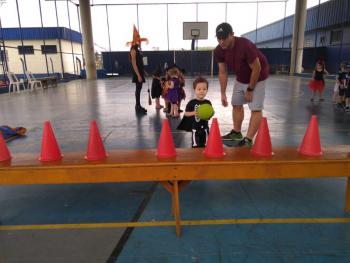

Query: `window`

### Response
(18, 45, 34, 55)
(41, 45, 57, 54)
(304, 38, 313, 47)
(331, 30, 342, 44)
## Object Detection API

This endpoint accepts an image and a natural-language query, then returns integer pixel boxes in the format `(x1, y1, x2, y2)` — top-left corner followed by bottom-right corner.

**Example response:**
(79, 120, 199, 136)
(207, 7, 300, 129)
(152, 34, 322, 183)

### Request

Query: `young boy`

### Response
(177, 77, 213, 148)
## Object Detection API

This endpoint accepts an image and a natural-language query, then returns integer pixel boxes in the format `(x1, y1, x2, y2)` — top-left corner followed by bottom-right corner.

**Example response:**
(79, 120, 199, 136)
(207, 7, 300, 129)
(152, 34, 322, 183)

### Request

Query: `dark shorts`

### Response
(339, 87, 346, 97)
(345, 87, 350, 98)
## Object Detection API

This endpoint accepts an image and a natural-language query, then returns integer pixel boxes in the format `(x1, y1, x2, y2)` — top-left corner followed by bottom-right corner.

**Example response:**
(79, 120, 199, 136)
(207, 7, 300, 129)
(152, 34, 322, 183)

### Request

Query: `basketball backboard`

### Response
(183, 22, 208, 40)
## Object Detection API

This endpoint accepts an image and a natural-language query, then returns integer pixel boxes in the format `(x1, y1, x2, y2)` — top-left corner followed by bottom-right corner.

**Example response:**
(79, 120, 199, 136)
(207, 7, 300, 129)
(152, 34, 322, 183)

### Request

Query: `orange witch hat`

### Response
(126, 25, 148, 46)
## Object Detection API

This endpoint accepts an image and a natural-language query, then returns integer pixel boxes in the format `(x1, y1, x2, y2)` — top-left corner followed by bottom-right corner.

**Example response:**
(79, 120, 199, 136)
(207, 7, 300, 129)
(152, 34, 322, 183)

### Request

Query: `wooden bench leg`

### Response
(160, 180, 186, 236)
(172, 180, 181, 236)
(346, 178, 350, 213)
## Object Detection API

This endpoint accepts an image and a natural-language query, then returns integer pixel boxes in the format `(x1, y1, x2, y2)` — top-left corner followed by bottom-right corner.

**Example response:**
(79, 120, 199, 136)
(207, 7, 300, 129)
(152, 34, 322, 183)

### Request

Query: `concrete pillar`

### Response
(290, 0, 307, 74)
(79, 0, 96, 80)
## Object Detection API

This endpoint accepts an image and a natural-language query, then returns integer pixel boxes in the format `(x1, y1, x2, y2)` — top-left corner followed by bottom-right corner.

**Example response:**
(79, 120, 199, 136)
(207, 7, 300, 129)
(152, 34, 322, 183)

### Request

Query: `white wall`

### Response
(60, 40, 83, 74)
(2, 39, 83, 76)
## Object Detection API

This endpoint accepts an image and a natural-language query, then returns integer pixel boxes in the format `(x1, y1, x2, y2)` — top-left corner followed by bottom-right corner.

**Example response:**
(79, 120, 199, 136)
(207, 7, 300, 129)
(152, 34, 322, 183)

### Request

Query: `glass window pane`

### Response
(107, 5, 138, 51)
(91, 6, 109, 52)
(138, 5, 168, 51)
(168, 4, 196, 50)
(227, 3, 257, 37)
(197, 3, 225, 49)
(257, 2, 286, 28)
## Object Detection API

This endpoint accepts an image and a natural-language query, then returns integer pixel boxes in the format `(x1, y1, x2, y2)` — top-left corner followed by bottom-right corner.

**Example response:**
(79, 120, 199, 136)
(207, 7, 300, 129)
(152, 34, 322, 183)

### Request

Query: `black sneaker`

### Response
(135, 106, 147, 114)
(221, 130, 243, 141)
(237, 137, 253, 147)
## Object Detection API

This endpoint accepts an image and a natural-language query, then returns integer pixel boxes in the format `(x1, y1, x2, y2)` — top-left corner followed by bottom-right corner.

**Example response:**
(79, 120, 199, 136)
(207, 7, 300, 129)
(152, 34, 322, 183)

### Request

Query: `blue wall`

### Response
(0, 27, 82, 43)
(102, 46, 347, 76)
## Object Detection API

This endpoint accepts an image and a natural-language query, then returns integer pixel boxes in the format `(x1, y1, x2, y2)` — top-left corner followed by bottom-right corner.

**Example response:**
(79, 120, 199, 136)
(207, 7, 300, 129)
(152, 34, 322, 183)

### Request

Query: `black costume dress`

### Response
(177, 99, 212, 148)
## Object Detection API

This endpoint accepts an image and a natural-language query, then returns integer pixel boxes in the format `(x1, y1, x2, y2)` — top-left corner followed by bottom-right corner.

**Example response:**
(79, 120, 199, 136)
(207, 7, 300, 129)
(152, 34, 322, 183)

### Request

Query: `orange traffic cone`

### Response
(85, 120, 107, 161)
(204, 118, 225, 158)
(0, 132, 11, 162)
(298, 115, 322, 156)
(157, 119, 176, 158)
(251, 117, 273, 157)
(39, 121, 62, 161)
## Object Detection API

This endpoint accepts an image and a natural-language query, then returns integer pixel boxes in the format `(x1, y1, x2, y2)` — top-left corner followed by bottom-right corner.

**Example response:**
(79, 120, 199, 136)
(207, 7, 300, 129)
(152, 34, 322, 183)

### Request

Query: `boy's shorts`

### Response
(231, 80, 266, 111)
(345, 87, 350, 98)
(339, 86, 346, 97)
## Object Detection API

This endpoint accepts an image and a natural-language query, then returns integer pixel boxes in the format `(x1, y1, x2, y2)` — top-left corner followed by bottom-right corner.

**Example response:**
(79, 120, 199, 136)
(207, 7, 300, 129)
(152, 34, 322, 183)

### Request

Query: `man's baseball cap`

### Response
(216, 23, 233, 39)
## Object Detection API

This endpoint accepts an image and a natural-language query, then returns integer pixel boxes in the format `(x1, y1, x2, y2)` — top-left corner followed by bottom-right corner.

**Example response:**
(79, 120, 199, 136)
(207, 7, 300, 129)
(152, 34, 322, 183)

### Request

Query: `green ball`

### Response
(197, 103, 214, 120)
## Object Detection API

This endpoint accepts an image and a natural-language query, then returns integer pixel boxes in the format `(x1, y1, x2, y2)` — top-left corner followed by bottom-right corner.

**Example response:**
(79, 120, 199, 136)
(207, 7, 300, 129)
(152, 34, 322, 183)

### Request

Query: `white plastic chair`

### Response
(6, 72, 24, 93)
(25, 71, 43, 91)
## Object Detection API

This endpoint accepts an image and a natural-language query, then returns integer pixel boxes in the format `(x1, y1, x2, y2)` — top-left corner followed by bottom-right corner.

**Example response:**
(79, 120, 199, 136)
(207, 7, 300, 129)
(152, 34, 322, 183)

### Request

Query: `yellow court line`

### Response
(1, 217, 350, 231)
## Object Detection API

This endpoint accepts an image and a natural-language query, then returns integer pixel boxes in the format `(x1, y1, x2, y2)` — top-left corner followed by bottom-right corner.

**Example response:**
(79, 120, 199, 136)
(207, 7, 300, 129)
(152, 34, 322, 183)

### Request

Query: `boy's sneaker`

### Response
(345, 106, 350, 112)
(221, 130, 243, 141)
(237, 137, 253, 147)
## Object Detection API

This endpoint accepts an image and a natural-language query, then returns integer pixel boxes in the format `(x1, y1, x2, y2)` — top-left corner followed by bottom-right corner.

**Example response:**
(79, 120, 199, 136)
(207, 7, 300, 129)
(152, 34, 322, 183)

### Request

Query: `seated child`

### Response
(177, 77, 213, 148)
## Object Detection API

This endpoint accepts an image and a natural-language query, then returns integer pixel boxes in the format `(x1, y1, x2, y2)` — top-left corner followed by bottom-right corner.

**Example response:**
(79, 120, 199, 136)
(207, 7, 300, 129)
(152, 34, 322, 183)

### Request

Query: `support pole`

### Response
(79, 0, 97, 80)
(290, 0, 307, 74)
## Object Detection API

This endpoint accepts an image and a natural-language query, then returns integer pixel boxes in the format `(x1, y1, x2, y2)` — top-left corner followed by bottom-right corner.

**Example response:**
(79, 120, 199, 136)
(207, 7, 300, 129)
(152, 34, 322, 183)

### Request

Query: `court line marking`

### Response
(1, 217, 350, 231)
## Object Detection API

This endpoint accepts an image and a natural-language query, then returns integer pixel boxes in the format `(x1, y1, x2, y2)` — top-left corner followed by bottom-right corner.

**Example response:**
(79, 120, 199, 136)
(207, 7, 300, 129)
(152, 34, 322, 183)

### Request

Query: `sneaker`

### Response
(345, 106, 350, 112)
(237, 137, 253, 147)
(135, 106, 147, 114)
(310, 98, 314, 102)
(221, 130, 243, 141)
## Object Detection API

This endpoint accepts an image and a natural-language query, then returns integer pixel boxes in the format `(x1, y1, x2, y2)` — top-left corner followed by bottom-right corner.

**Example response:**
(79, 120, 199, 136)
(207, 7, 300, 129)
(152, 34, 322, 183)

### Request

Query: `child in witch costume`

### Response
(165, 66, 182, 117)
(151, 67, 164, 109)
(177, 77, 213, 148)
(127, 25, 149, 114)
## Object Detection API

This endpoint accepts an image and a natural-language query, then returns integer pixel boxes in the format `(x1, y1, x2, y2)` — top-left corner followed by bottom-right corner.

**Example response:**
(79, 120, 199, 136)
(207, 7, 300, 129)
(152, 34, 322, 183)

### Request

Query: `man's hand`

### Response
(137, 75, 143, 83)
(245, 90, 253, 102)
(221, 93, 228, 107)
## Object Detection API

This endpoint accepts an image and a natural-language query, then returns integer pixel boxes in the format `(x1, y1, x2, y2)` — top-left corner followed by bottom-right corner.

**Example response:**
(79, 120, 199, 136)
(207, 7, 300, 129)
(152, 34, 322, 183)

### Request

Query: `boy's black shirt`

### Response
(177, 99, 212, 132)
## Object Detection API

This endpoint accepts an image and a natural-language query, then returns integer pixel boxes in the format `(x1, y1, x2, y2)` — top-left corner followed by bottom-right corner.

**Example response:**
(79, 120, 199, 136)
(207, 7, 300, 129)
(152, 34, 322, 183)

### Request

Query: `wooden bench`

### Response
(0, 146, 349, 236)
(36, 76, 58, 89)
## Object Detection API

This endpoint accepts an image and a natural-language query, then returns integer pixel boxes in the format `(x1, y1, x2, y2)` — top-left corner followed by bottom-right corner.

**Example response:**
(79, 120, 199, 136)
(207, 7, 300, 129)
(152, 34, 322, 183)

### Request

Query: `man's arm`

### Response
(130, 49, 142, 82)
(244, 57, 261, 102)
(218, 62, 229, 107)
(248, 57, 261, 90)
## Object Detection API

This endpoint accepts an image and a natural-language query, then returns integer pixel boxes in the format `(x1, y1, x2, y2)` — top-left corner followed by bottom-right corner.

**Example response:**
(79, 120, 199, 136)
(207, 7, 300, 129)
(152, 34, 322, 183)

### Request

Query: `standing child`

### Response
(177, 77, 214, 148)
(151, 68, 164, 109)
(345, 72, 350, 112)
(308, 61, 329, 102)
(335, 63, 348, 108)
(165, 66, 182, 117)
